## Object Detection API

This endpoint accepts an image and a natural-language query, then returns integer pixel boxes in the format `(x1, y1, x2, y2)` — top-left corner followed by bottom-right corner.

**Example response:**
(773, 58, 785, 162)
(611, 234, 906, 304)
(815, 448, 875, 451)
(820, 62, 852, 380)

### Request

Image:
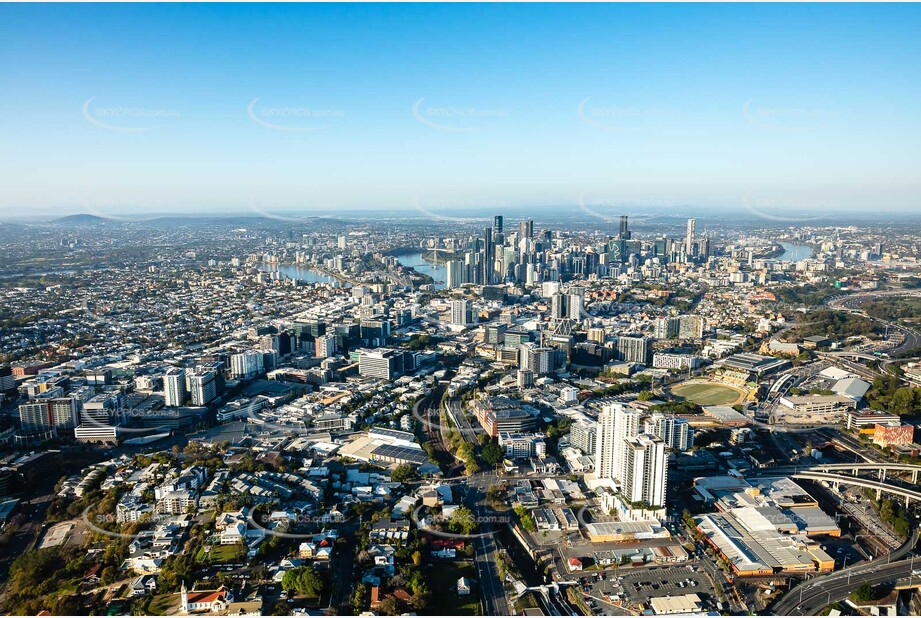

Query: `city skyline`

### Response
(1, 3, 921, 217)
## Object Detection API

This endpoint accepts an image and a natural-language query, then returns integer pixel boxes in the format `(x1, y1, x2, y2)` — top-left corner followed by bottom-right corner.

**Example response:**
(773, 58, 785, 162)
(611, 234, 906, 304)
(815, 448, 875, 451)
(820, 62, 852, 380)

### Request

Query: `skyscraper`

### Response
(617, 335, 653, 365)
(685, 218, 696, 256)
(494, 215, 504, 235)
(450, 299, 473, 326)
(483, 226, 494, 285)
(594, 403, 641, 482)
(644, 413, 694, 452)
(164, 368, 187, 407)
(622, 434, 668, 507)
(619, 215, 630, 240)
(446, 259, 465, 289)
(188, 370, 217, 406)
(519, 218, 533, 241)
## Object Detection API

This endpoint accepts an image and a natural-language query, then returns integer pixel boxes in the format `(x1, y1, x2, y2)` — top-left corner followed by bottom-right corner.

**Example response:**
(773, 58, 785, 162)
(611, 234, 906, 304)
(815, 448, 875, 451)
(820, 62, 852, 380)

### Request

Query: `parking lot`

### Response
(578, 564, 724, 613)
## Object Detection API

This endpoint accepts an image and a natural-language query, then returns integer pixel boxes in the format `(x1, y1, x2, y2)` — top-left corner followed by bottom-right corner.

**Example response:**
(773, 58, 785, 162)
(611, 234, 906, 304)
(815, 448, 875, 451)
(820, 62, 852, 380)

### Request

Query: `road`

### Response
(445, 397, 479, 443)
(456, 482, 511, 616)
(826, 290, 921, 356)
(770, 527, 920, 615)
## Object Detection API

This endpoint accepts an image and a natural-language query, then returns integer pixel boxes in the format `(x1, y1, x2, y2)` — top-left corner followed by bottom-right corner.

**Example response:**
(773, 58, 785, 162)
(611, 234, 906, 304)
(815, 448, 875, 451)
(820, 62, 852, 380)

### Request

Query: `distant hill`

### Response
(52, 213, 112, 225)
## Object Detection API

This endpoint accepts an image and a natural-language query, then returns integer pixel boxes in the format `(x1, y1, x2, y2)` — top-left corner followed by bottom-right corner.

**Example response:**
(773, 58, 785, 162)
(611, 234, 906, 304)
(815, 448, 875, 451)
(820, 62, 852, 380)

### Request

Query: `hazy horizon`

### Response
(1, 3, 920, 218)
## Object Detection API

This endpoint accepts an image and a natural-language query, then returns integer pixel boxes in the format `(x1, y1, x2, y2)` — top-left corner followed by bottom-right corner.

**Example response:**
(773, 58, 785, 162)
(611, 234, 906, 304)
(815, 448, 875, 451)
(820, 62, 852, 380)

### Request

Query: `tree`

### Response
(411, 550, 423, 566)
(390, 464, 415, 483)
(514, 504, 536, 532)
(449, 506, 478, 536)
(378, 596, 401, 615)
(351, 583, 368, 615)
(851, 583, 876, 602)
(281, 566, 325, 598)
(481, 439, 504, 466)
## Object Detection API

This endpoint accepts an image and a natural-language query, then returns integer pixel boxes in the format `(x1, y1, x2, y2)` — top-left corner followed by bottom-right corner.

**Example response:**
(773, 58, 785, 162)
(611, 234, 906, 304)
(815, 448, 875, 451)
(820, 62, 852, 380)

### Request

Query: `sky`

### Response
(1, 3, 920, 220)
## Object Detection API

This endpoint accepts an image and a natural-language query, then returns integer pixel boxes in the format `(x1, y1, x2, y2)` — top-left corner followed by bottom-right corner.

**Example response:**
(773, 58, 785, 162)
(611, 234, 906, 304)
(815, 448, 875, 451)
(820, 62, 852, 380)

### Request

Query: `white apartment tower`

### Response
(164, 368, 187, 408)
(594, 403, 641, 482)
(622, 434, 668, 507)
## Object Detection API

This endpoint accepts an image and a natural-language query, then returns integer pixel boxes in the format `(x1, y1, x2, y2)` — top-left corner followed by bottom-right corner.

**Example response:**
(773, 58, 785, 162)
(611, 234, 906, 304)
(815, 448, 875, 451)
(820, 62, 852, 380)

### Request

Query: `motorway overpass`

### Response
(793, 470, 921, 505)
(769, 528, 921, 615)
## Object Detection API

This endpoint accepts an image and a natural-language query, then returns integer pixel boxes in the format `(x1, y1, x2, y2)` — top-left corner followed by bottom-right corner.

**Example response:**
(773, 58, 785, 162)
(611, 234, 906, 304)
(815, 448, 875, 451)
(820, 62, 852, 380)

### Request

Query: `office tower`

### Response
(164, 368, 187, 407)
(654, 317, 680, 339)
(450, 299, 473, 326)
(644, 414, 694, 452)
(525, 263, 537, 286)
(571, 421, 597, 455)
(622, 434, 668, 507)
(505, 329, 532, 348)
(685, 218, 696, 256)
(494, 215, 504, 235)
(446, 259, 465, 289)
(0, 366, 16, 394)
(678, 315, 705, 339)
(337, 235, 347, 249)
(617, 335, 653, 365)
(519, 218, 533, 241)
(485, 323, 507, 345)
(483, 227, 495, 285)
(519, 342, 553, 375)
(315, 333, 337, 358)
(360, 318, 391, 345)
(619, 215, 630, 240)
(654, 237, 668, 257)
(594, 403, 641, 481)
(357, 348, 408, 381)
(701, 235, 712, 259)
(82, 392, 123, 426)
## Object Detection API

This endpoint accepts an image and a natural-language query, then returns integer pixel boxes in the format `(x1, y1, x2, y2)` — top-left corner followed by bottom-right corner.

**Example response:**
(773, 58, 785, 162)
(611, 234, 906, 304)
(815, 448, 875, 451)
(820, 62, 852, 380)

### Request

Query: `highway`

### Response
(770, 515, 920, 615)
(826, 290, 921, 356)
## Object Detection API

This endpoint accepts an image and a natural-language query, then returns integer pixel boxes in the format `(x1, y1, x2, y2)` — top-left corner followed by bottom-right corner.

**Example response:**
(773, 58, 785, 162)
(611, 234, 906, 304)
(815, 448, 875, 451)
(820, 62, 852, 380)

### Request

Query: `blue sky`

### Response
(1, 3, 920, 218)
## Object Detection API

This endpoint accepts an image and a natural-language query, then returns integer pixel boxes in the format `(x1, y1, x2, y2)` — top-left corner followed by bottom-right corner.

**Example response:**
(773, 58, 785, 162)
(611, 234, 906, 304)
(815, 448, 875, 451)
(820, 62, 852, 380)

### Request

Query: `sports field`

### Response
(669, 382, 745, 406)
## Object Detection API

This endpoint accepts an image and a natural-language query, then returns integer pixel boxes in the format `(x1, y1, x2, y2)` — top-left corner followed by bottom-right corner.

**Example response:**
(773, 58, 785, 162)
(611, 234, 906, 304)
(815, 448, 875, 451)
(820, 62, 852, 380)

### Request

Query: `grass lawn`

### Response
(144, 594, 178, 616)
(427, 562, 481, 615)
(670, 382, 743, 406)
(199, 542, 245, 564)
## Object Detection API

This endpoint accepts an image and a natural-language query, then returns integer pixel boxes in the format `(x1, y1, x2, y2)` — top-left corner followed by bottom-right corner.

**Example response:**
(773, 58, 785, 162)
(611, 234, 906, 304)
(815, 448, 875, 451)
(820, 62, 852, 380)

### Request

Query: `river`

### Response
(395, 251, 448, 290)
(258, 263, 344, 286)
(777, 242, 815, 262)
